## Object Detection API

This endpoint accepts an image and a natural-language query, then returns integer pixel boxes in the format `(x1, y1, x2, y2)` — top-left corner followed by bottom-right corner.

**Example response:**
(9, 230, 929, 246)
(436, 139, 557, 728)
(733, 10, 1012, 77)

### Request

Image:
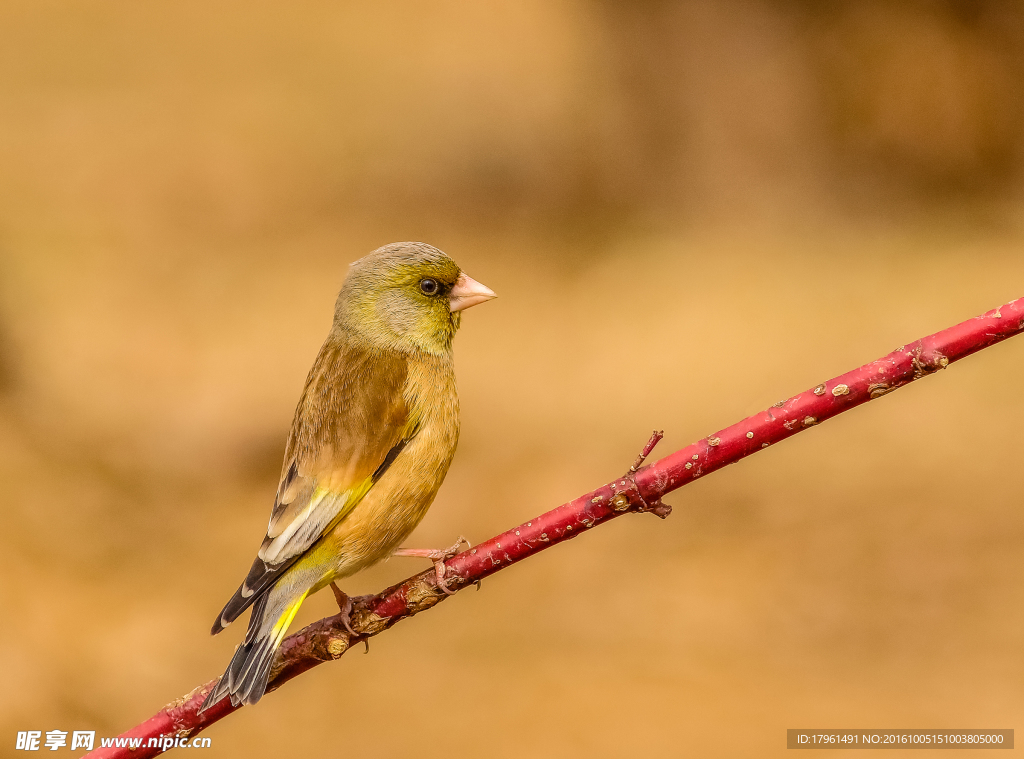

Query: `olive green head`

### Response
(334, 242, 496, 354)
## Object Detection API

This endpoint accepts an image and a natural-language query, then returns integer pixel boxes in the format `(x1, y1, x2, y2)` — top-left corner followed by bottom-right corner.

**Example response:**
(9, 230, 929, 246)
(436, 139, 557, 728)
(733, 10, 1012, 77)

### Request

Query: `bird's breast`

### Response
(324, 353, 459, 576)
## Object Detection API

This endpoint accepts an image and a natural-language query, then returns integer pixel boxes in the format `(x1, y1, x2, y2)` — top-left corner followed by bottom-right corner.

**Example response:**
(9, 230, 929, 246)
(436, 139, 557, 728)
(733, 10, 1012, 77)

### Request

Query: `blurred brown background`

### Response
(2, 1, 1023, 756)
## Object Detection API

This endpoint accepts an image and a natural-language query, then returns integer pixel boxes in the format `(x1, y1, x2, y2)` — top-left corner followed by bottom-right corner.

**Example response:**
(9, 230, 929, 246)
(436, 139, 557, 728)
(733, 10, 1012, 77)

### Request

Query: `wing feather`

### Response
(211, 339, 415, 634)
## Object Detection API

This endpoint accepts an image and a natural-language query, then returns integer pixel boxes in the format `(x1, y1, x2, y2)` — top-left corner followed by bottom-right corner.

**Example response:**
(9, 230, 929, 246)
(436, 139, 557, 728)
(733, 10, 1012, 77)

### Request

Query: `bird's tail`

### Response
(199, 584, 309, 713)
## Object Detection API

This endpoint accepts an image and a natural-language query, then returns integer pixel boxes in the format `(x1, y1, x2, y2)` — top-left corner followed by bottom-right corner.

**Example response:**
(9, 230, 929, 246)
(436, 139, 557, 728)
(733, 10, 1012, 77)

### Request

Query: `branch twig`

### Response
(628, 429, 663, 473)
(86, 297, 1024, 758)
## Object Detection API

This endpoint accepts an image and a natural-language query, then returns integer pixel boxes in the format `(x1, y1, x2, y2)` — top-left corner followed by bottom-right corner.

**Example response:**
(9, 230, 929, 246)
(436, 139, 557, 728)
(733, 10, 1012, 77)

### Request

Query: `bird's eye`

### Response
(419, 278, 439, 296)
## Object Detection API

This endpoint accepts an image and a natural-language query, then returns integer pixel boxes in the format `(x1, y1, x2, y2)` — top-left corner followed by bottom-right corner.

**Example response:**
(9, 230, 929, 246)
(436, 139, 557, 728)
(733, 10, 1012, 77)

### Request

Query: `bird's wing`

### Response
(213, 342, 416, 633)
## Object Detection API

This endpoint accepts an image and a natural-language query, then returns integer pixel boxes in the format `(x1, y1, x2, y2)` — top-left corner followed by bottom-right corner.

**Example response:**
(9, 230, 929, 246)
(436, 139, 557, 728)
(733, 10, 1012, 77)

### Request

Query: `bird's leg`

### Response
(392, 535, 470, 595)
(329, 582, 358, 637)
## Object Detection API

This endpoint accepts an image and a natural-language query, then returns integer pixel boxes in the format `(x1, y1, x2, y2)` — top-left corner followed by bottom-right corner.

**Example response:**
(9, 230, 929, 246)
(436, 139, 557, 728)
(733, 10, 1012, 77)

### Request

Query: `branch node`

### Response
(619, 430, 672, 518)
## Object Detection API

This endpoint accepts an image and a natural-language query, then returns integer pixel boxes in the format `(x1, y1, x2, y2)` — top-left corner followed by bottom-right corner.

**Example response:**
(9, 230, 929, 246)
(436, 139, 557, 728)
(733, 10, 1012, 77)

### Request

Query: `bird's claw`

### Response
(432, 535, 470, 595)
(394, 535, 471, 596)
(330, 582, 357, 636)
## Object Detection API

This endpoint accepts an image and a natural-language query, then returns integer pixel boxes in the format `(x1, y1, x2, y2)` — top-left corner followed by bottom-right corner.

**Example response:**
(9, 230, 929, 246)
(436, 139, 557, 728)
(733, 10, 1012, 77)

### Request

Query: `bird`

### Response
(199, 242, 496, 712)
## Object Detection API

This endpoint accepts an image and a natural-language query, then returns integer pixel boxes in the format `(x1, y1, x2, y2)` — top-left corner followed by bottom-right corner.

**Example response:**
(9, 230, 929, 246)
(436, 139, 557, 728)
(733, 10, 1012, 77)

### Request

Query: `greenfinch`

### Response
(200, 242, 495, 711)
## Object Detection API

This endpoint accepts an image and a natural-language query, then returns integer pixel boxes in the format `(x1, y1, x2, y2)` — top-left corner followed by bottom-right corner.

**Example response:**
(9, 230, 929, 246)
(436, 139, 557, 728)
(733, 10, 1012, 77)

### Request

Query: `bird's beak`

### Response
(449, 272, 497, 312)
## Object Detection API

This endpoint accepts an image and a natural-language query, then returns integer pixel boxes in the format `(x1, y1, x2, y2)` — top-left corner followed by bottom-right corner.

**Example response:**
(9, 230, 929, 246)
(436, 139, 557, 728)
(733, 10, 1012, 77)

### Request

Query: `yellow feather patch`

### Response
(271, 591, 309, 647)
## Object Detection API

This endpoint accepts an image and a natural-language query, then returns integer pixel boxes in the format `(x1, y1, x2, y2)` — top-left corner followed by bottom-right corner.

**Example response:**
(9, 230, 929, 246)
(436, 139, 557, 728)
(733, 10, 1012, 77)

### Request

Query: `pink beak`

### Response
(449, 272, 497, 312)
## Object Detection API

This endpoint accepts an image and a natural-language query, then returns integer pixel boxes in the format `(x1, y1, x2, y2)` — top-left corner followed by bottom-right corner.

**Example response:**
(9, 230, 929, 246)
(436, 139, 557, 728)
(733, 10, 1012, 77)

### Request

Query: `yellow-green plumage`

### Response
(201, 242, 493, 711)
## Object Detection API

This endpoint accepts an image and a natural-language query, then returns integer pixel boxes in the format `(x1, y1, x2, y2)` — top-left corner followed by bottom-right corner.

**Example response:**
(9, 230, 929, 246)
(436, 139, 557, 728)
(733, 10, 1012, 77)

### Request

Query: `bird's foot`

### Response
(392, 535, 470, 595)
(330, 582, 358, 636)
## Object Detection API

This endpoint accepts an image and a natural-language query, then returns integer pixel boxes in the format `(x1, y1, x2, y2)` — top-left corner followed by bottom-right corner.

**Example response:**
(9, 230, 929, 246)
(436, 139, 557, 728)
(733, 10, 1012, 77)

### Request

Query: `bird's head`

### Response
(335, 242, 496, 354)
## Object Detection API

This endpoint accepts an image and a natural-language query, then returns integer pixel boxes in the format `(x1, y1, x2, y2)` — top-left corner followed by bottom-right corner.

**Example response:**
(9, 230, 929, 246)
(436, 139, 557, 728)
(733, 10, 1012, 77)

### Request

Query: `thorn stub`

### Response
(647, 501, 673, 519)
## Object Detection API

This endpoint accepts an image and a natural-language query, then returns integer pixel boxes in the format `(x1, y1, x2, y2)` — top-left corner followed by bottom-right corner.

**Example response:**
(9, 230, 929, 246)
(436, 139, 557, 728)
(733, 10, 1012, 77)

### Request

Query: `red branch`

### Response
(86, 297, 1024, 758)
